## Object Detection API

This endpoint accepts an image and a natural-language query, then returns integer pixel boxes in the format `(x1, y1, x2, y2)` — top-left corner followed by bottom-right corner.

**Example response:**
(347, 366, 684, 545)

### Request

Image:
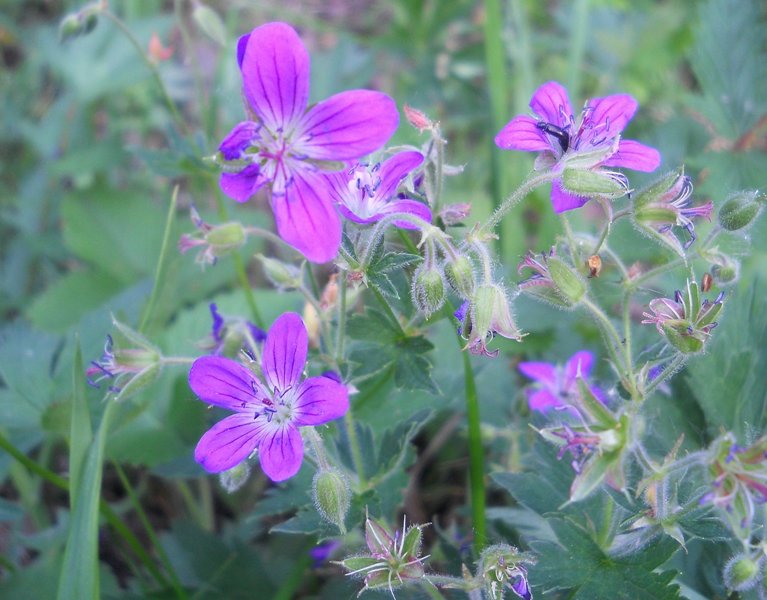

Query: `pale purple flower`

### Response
(326, 151, 431, 229)
(495, 81, 660, 213)
(518, 350, 602, 413)
(204, 303, 266, 356)
(218, 22, 399, 262)
(189, 312, 349, 481)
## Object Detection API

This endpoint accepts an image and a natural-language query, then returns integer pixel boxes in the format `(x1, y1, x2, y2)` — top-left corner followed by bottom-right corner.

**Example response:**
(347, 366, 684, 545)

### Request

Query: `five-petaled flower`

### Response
(518, 350, 603, 413)
(189, 312, 349, 481)
(495, 81, 660, 213)
(326, 151, 431, 229)
(217, 22, 399, 262)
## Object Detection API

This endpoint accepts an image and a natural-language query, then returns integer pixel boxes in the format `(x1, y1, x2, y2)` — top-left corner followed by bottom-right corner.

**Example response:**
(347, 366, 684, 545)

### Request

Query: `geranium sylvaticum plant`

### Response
(14, 6, 766, 600)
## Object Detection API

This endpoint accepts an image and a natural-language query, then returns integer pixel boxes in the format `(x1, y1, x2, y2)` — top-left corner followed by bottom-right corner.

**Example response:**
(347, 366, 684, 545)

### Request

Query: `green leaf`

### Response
(57, 401, 115, 600)
(686, 283, 767, 437)
(530, 517, 681, 599)
(68, 338, 92, 508)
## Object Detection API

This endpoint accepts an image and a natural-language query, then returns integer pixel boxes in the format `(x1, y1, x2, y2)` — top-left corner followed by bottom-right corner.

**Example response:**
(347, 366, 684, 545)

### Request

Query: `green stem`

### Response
(622, 292, 638, 400)
(480, 170, 556, 233)
(644, 353, 687, 397)
(335, 269, 348, 364)
(624, 257, 685, 291)
(581, 297, 626, 380)
(566, 0, 591, 97)
(138, 186, 179, 333)
(344, 411, 367, 490)
(0, 433, 172, 592)
(560, 212, 580, 267)
(101, 9, 185, 129)
(114, 464, 187, 599)
(174, 0, 207, 139)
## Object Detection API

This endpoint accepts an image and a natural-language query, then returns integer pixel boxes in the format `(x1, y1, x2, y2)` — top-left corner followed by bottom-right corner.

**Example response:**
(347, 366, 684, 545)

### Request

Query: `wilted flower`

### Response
(518, 350, 603, 413)
(86, 318, 161, 401)
(641, 279, 724, 354)
(632, 169, 713, 254)
(338, 515, 429, 597)
(517, 248, 585, 307)
(203, 303, 266, 356)
(326, 151, 431, 228)
(478, 544, 535, 600)
(216, 22, 399, 262)
(495, 81, 660, 213)
(178, 206, 247, 266)
(702, 434, 767, 535)
(188, 313, 349, 481)
(455, 284, 524, 357)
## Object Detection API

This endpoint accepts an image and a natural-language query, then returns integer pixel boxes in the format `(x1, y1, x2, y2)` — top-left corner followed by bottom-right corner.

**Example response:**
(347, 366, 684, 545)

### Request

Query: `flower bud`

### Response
(219, 462, 251, 493)
(711, 262, 738, 285)
(192, 3, 227, 46)
(718, 190, 764, 231)
(547, 256, 586, 305)
(478, 544, 534, 600)
(444, 254, 475, 299)
(256, 254, 302, 290)
(411, 264, 446, 317)
(723, 553, 761, 591)
(463, 284, 524, 356)
(403, 105, 433, 133)
(561, 168, 628, 198)
(313, 468, 350, 534)
(438, 203, 471, 226)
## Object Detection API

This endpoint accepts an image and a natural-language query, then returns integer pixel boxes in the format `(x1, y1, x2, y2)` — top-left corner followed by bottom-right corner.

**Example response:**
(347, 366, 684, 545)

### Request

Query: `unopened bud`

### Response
(444, 255, 475, 298)
(724, 554, 761, 591)
(548, 257, 586, 305)
(403, 105, 433, 133)
(439, 203, 471, 226)
(411, 264, 446, 317)
(256, 254, 302, 290)
(313, 468, 350, 534)
(561, 169, 629, 198)
(711, 262, 738, 285)
(219, 462, 251, 493)
(206, 222, 245, 251)
(718, 190, 764, 231)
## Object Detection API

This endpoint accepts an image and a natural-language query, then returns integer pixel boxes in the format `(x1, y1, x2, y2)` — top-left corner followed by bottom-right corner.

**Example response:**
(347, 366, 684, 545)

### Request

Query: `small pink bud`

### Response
(404, 105, 433, 133)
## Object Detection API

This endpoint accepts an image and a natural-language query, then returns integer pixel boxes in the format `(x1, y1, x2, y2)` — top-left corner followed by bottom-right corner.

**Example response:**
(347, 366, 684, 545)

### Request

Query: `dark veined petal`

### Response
(584, 94, 638, 139)
(376, 151, 424, 200)
(220, 165, 267, 203)
(194, 412, 266, 473)
(377, 198, 432, 229)
(518, 361, 557, 387)
(495, 115, 552, 152)
(529, 81, 573, 127)
(219, 121, 260, 160)
(189, 355, 266, 411)
(601, 139, 661, 172)
(240, 22, 310, 132)
(271, 172, 341, 263)
(258, 424, 304, 481)
(263, 312, 308, 394)
(550, 178, 590, 213)
(292, 375, 349, 426)
(295, 90, 399, 160)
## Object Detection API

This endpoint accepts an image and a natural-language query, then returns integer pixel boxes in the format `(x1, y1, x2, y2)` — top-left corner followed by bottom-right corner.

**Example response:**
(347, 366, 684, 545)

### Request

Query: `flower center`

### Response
(346, 163, 383, 217)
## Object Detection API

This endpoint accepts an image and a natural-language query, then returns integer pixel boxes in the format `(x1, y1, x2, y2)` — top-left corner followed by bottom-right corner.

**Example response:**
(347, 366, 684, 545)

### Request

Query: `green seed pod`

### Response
(561, 168, 628, 198)
(411, 264, 446, 317)
(547, 257, 586, 305)
(313, 468, 350, 534)
(661, 321, 704, 355)
(444, 254, 475, 299)
(724, 554, 761, 591)
(718, 190, 764, 231)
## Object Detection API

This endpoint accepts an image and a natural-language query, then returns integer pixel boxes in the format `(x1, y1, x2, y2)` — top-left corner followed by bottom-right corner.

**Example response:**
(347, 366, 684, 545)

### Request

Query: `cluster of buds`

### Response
(477, 544, 534, 600)
(85, 318, 162, 401)
(537, 377, 630, 502)
(178, 206, 247, 267)
(517, 248, 585, 308)
(702, 434, 767, 537)
(641, 279, 724, 354)
(632, 168, 712, 255)
(337, 515, 429, 596)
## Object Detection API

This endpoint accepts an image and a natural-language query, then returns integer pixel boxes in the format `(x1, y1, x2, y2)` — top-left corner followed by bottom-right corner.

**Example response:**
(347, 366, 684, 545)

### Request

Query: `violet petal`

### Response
(584, 94, 638, 139)
(378, 198, 432, 229)
(194, 412, 265, 473)
(189, 355, 266, 411)
(241, 22, 310, 132)
(528, 389, 563, 412)
(551, 178, 590, 213)
(220, 165, 267, 203)
(376, 151, 424, 200)
(294, 90, 399, 160)
(495, 115, 552, 152)
(530, 80, 573, 127)
(564, 350, 594, 385)
(271, 172, 342, 263)
(518, 361, 557, 387)
(292, 376, 349, 426)
(601, 139, 661, 172)
(258, 424, 304, 482)
(219, 121, 260, 160)
(263, 312, 307, 393)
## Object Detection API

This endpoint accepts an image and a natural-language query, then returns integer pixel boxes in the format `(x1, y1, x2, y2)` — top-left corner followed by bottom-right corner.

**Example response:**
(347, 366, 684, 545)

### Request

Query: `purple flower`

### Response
(518, 350, 601, 413)
(495, 81, 660, 213)
(325, 151, 431, 229)
(205, 303, 266, 356)
(217, 22, 399, 263)
(189, 312, 349, 481)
